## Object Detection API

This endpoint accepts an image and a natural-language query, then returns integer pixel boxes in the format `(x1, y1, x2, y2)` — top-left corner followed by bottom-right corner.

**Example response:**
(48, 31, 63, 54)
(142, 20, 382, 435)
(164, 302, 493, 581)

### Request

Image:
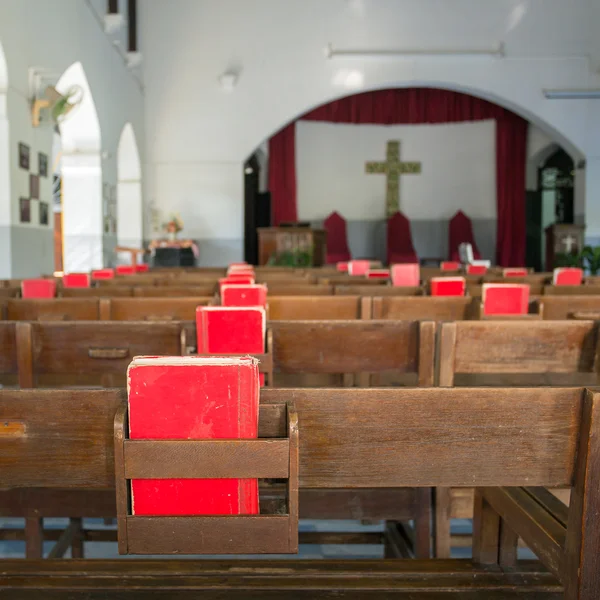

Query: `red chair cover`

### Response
(323, 211, 351, 264)
(448, 210, 481, 262)
(387, 212, 418, 265)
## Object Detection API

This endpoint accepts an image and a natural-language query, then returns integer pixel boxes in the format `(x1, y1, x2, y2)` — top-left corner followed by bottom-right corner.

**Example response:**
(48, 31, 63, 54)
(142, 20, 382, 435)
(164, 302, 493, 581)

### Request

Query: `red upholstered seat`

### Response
(448, 210, 481, 262)
(323, 211, 351, 264)
(387, 212, 418, 265)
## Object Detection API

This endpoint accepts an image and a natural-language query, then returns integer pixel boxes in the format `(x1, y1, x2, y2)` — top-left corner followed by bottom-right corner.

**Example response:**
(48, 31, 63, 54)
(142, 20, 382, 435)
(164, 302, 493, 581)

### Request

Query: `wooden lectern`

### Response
(257, 227, 327, 266)
(545, 223, 585, 270)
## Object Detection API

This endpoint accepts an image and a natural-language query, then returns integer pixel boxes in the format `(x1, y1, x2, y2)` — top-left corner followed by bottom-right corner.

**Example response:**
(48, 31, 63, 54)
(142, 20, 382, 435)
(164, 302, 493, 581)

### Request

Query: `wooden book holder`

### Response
(114, 401, 298, 555)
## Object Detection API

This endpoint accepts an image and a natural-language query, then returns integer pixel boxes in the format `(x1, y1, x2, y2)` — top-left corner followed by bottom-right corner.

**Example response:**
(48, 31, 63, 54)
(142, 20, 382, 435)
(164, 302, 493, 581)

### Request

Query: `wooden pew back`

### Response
(0, 322, 17, 385)
(104, 297, 213, 321)
(17, 322, 183, 388)
(372, 296, 474, 320)
(540, 296, 600, 320)
(335, 285, 422, 297)
(439, 320, 600, 386)
(6, 299, 100, 321)
(271, 320, 434, 387)
(267, 296, 368, 320)
(132, 285, 216, 297)
(60, 287, 133, 298)
(1, 387, 582, 490)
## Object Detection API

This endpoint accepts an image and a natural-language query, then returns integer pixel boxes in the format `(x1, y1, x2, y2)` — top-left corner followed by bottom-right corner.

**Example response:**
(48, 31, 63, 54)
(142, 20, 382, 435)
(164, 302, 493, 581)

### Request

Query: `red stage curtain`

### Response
(269, 88, 527, 266)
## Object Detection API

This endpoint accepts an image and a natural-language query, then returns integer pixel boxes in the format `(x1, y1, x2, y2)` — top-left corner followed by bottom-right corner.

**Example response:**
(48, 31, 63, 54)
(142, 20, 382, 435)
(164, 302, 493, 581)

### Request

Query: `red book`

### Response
(391, 264, 420, 287)
(441, 261, 461, 271)
(482, 284, 529, 315)
(366, 269, 389, 280)
(466, 265, 487, 276)
(221, 284, 268, 307)
(135, 264, 149, 273)
(92, 268, 115, 280)
(127, 356, 260, 516)
(21, 279, 56, 299)
(553, 267, 583, 286)
(503, 268, 528, 278)
(196, 306, 265, 354)
(430, 277, 466, 297)
(62, 273, 91, 288)
(336, 262, 349, 273)
(116, 265, 136, 276)
(348, 260, 370, 276)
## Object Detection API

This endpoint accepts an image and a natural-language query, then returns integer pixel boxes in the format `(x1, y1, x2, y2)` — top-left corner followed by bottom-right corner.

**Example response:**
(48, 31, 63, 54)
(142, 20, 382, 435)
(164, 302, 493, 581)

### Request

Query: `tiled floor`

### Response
(0, 517, 536, 560)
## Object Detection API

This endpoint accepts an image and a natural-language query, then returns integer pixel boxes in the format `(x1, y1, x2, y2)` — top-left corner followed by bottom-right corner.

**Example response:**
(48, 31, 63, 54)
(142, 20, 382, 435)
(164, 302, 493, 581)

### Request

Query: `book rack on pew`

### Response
(114, 401, 299, 555)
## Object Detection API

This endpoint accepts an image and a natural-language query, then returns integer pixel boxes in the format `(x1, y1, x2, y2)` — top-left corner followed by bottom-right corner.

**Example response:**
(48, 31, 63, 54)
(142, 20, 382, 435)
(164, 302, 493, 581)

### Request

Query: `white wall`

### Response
(296, 120, 495, 222)
(0, 0, 145, 277)
(140, 0, 600, 263)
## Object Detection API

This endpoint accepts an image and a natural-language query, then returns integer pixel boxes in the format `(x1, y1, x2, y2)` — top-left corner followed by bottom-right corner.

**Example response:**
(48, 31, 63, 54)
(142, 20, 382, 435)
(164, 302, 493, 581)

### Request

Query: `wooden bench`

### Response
(335, 285, 423, 296)
(100, 297, 214, 321)
(5, 298, 100, 321)
(267, 296, 369, 320)
(372, 296, 475, 320)
(1, 386, 597, 597)
(132, 285, 217, 297)
(540, 296, 600, 320)
(60, 286, 134, 298)
(14, 322, 184, 388)
(270, 320, 435, 387)
(544, 285, 600, 296)
(433, 319, 600, 558)
(265, 283, 333, 296)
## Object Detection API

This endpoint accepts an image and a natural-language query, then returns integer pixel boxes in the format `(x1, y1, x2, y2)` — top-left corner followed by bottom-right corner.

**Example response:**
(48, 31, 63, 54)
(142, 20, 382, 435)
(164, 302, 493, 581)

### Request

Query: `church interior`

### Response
(1, 1, 600, 597)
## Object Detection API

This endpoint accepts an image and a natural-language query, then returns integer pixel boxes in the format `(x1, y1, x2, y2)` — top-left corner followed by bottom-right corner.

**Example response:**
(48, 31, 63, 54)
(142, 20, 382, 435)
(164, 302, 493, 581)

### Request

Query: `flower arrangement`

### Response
(163, 214, 184, 240)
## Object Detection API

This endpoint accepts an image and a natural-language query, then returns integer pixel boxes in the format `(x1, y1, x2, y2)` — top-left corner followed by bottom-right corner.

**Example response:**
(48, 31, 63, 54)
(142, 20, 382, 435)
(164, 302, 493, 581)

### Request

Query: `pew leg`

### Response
(70, 518, 84, 559)
(498, 519, 518, 568)
(434, 487, 452, 558)
(414, 488, 432, 558)
(25, 517, 44, 559)
(472, 489, 500, 565)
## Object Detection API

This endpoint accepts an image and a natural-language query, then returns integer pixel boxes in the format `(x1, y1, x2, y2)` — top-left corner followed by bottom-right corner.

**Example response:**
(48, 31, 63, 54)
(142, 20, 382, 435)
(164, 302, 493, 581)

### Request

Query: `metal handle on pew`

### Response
(88, 348, 129, 359)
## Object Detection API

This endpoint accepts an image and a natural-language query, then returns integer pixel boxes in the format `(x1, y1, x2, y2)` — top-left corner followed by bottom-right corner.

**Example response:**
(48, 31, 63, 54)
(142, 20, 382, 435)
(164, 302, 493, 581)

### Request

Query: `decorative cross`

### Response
(366, 141, 422, 218)
(562, 234, 577, 253)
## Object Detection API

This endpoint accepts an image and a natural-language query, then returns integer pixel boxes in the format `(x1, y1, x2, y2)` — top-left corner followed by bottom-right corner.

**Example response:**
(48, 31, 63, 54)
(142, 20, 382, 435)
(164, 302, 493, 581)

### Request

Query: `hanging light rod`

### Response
(543, 89, 600, 100)
(325, 43, 504, 60)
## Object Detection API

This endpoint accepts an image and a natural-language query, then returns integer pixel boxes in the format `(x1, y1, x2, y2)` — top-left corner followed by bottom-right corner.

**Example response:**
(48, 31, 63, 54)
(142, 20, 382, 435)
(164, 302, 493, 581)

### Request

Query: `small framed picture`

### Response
(20, 198, 31, 223)
(19, 143, 30, 170)
(39, 201, 49, 226)
(30, 174, 40, 200)
(38, 153, 48, 178)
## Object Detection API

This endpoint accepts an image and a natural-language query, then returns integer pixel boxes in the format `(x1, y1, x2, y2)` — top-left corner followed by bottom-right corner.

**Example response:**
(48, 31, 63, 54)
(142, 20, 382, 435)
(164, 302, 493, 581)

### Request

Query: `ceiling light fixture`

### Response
(543, 89, 600, 100)
(325, 43, 504, 60)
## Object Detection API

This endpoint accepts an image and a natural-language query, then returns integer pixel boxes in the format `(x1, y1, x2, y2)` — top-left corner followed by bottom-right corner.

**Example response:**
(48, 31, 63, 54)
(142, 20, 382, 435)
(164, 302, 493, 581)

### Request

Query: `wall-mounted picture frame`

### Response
(19, 143, 30, 170)
(30, 174, 40, 200)
(19, 198, 31, 223)
(38, 153, 48, 178)
(39, 201, 49, 226)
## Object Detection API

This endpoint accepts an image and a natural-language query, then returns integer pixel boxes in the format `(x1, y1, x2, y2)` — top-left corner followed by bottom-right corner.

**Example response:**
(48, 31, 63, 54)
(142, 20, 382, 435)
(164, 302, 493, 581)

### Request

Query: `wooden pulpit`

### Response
(257, 227, 327, 266)
(545, 223, 585, 270)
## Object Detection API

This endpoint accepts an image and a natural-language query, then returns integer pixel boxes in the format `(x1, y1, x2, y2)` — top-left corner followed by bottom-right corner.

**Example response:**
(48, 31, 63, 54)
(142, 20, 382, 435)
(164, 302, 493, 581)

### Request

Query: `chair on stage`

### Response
(387, 211, 418, 265)
(448, 210, 481, 262)
(323, 211, 351, 264)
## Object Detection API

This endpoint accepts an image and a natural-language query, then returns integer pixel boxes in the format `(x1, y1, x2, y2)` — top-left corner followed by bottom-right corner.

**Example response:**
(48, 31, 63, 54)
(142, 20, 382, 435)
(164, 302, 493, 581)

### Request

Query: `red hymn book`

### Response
(127, 356, 260, 516)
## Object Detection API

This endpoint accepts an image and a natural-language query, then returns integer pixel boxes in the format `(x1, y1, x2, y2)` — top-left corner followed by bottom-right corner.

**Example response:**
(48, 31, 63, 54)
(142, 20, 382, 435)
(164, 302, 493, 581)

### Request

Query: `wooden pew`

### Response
(100, 297, 214, 321)
(0, 322, 17, 386)
(267, 296, 369, 320)
(433, 319, 600, 558)
(0, 287, 19, 298)
(437, 320, 600, 387)
(1, 386, 596, 597)
(271, 320, 435, 387)
(372, 296, 475, 320)
(132, 285, 217, 297)
(540, 296, 600, 320)
(335, 285, 423, 296)
(15, 322, 183, 388)
(544, 285, 600, 296)
(60, 287, 134, 298)
(5, 298, 100, 321)
(265, 283, 333, 296)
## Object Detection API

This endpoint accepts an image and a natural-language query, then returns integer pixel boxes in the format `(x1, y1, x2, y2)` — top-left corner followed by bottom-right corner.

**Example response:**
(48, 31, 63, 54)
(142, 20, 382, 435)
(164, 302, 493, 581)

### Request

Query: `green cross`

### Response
(366, 141, 422, 218)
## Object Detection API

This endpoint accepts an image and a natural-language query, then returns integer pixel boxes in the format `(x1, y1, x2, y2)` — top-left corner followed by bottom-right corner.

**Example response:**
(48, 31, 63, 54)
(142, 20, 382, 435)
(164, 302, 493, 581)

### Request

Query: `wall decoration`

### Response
(38, 153, 49, 178)
(39, 201, 49, 226)
(30, 174, 40, 200)
(104, 216, 111, 234)
(19, 198, 31, 223)
(19, 143, 30, 170)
